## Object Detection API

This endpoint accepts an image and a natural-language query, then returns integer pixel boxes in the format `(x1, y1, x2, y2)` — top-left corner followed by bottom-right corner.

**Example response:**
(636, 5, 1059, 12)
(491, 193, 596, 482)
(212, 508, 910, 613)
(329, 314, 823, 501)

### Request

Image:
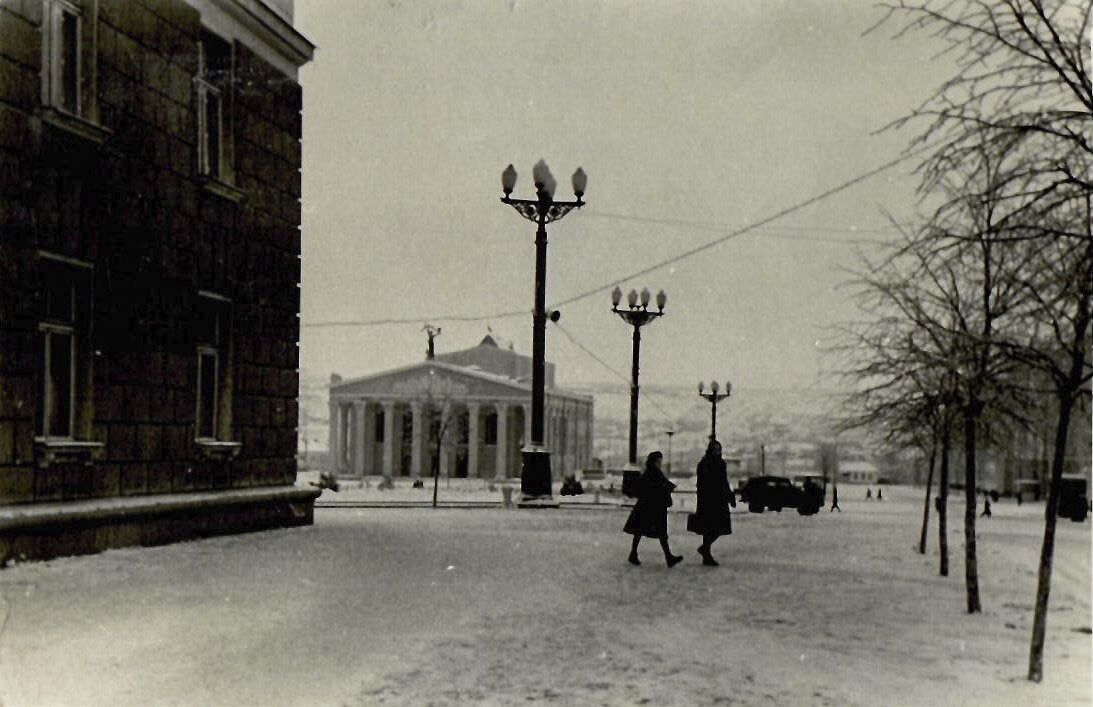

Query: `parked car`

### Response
(738, 475, 822, 515)
(1058, 475, 1089, 522)
(796, 476, 826, 515)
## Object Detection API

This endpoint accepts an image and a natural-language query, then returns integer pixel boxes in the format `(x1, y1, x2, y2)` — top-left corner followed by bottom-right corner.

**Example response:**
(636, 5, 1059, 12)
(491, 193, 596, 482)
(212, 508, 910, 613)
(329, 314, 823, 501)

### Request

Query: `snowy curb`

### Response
(0, 485, 321, 531)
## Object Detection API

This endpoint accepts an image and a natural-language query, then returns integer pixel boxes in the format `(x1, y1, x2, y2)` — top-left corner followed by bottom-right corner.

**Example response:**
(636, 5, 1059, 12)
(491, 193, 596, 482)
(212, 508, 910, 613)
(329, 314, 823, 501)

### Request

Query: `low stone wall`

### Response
(0, 485, 320, 565)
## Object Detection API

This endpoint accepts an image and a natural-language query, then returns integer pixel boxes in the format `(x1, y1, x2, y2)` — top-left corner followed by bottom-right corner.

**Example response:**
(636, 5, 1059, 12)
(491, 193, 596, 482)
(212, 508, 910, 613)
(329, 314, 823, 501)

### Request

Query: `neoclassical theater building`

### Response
(327, 337, 594, 481)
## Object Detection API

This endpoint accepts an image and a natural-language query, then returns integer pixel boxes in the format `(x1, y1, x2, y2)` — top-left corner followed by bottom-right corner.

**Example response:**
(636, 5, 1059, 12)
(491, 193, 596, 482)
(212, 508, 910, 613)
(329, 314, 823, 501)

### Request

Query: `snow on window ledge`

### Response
(195, 439, 242, 461)
(34, 438, 104, 468)
(199, 175, 244, 203)
(39, 107, 112, 145)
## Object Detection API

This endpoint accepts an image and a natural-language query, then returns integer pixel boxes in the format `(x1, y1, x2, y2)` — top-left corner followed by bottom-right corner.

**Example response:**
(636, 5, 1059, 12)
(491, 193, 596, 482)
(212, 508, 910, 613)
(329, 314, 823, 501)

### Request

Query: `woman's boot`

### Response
(661, 537, 683, 567)
(701, 536, 719, 566)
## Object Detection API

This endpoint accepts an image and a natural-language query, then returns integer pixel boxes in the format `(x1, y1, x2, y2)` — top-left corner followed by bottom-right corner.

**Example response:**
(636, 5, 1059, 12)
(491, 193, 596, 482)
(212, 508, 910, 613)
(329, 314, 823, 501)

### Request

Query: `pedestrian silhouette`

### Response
(877, 488, 883, 501)
(1016, 490, 1023, 506)
(688, 439, 735, 566)
(866, 488, 872, 500)
(981, 496, 992, 517)
(830, 486, 841, 512)
(623, 451, 683, 567)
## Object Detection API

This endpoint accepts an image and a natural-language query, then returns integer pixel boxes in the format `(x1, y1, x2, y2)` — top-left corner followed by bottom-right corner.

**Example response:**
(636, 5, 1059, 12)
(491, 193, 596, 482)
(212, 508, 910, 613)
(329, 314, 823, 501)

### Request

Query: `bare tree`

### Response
(1003, 200, 1093, 682)
(834, 259, 964, 576)
(880, 0, 1092, 679)
(415, 376, 464, 508)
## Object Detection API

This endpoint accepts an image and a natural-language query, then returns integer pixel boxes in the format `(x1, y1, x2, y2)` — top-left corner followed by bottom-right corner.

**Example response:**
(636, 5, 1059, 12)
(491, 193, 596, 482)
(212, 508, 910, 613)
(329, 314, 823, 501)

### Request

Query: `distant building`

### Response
(898, 402, 1091, 496)
(327, 336, 594, 480)
(998, 406, 1091, 496)
(838, 460, 879, 485)
(0, 0, 316, 563)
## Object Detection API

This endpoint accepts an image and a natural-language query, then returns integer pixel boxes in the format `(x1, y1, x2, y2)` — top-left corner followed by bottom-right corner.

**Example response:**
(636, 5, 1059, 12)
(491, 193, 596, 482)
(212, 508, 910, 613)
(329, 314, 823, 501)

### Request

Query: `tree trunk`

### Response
(1028, 395, 1076, 682)
(938, 428, 950, 577)
(432, 442, 441, 508)
(963, 407, 982, 614)
(919, 435, 938, 555)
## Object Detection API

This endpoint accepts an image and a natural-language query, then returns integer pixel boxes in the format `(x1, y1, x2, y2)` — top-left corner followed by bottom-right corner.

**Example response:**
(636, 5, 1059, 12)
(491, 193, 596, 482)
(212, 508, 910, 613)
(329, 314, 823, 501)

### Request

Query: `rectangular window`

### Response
(42, 0, 83, 115)
(37, 256, 90, 440)
(194, 293, 230, 441)
(196, 348, 218, 439)
(196, 34, 231, 180)
(204, 90, 221, 177)
(42, 328, 74, 437)
(60, 8, 78, 112)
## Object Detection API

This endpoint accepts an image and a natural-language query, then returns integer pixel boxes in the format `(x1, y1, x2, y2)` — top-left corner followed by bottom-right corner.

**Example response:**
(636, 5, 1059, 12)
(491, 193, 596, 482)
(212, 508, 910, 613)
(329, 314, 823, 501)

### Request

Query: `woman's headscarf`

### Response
(645, 451, 663, 471)
(705, 439, 722, 459)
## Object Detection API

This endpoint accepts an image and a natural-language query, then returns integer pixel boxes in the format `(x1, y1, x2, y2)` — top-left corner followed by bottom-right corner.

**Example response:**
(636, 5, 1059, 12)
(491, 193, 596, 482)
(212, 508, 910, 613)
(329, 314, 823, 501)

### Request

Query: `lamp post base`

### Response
(519, 448, 558, 507)
(620, 461, 643, 506)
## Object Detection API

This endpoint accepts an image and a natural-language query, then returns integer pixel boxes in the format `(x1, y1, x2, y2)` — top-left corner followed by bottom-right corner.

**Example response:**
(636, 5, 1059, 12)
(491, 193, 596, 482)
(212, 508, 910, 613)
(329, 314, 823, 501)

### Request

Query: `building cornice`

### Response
(329, 361, 594, 405)
(187, 0, 315, 78)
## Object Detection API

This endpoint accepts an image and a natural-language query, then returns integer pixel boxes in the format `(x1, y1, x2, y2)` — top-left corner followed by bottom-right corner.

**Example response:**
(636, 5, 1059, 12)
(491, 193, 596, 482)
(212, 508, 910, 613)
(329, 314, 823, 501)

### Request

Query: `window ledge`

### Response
(195, 439, 242, 461)
(200, 176, 244, 203)
(34, 439, 104, 467)
(39, 107, 113, 145)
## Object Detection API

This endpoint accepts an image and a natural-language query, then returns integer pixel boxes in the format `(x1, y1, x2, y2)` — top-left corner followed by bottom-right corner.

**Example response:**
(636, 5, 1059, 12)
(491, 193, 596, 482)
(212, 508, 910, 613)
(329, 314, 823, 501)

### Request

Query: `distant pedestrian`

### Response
(981, 496, 992, 517)
(623, 451, 683, 567)
(877, 488, 883, 501)
(866, 488, 872, 500)
(1016, 491, 1023, 506)
(830, 486, 841, 512)
(688, 439, 735, 566)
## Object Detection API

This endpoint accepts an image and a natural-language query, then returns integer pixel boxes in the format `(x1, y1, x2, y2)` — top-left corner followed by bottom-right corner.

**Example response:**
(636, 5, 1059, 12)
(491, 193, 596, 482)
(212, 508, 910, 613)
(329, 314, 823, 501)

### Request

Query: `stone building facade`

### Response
(0, 0, 316, 562)
(328, 337, 594, 481)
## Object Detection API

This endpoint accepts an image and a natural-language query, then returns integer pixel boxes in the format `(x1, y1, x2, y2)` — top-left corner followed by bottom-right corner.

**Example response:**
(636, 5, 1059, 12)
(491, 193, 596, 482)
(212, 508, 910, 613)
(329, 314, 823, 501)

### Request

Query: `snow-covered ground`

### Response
(0, 485, 1088, 706)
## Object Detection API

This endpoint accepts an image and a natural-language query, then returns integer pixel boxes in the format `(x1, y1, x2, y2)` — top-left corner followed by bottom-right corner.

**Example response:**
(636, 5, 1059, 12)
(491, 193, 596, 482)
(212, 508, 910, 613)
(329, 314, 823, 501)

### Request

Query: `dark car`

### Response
(796, 476, 826, 515)
(1058, 476, 1089, 522)
(738, 475, 821, 515)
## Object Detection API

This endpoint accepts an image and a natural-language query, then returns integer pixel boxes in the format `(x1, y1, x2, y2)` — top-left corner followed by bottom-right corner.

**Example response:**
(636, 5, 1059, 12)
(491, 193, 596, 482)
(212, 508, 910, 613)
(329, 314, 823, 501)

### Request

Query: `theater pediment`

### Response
(330, 362, 530, 401)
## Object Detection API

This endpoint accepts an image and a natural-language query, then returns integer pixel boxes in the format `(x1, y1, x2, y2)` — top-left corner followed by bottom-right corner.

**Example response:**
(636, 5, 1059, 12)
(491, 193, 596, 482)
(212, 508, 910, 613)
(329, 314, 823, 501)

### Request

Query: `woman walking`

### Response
(689, 439, 735, 566)
(623, 451, 683, 567)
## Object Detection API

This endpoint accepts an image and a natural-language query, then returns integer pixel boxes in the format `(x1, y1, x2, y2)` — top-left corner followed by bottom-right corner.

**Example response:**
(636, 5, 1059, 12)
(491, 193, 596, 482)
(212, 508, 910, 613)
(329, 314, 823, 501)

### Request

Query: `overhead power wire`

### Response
(301, 145, 933, 329)
(551, 321, 686, 426)
(547, 145, 934, 311)
(299, 311, 526, 329)
(583, 211, 896, 245)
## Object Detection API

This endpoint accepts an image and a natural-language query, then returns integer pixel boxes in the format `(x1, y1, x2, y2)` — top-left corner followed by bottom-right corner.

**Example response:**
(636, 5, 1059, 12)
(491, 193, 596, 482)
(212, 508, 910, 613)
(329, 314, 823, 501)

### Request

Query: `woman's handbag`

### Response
(686, 512, 700, 533)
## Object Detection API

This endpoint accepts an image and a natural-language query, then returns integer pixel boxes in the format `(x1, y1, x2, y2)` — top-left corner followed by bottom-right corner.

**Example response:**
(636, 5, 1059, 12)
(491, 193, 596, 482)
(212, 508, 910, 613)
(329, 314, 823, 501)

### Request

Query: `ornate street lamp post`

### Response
(500, 160, 586, 504)
(698, 380, 731, 441)
(612, 286, 666, 478)
(666, 430, 675, 476)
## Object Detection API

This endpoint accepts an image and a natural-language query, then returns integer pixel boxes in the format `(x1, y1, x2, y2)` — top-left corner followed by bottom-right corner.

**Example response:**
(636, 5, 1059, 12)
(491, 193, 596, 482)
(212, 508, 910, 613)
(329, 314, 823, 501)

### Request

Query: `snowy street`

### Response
(0, 486, 1089, 706)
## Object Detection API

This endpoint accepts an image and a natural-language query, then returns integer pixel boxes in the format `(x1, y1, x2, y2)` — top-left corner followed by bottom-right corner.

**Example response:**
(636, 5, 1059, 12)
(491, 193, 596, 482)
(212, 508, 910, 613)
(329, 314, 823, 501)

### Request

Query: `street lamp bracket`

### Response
(500, 197, 583, 224)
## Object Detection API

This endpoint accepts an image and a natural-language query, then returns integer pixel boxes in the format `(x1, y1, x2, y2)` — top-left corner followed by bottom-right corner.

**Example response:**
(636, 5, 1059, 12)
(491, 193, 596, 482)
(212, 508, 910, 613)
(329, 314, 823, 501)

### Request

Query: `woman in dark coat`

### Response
(623, 451, 683, 567)
(690, 439, 735, 566)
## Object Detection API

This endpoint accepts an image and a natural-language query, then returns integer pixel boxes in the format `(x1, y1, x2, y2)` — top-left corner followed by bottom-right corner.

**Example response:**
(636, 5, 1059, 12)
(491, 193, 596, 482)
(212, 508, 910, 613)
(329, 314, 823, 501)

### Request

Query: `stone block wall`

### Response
(0, 0, 303, 505)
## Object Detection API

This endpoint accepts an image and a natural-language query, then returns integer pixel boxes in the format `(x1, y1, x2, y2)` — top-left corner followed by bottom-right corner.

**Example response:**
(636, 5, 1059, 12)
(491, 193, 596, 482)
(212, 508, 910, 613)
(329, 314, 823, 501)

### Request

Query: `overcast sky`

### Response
(293, 0, 953, 393)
